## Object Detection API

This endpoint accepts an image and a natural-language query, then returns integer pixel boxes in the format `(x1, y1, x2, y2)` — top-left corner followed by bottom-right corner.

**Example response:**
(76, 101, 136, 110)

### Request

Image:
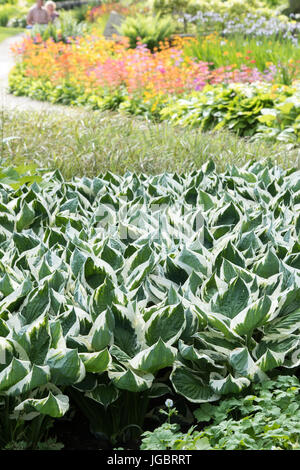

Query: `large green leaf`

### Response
(145, 303, 186, 346)
(209, 373, 250, 394)
(230, 296, 273, 336)
(15, 393, 69, 418)
(129, 338, 177, 374)
(171, 366, 220, 403)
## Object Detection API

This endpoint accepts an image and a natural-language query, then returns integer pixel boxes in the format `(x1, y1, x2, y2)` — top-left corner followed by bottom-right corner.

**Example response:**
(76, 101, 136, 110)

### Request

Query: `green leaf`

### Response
(79, 349, 111, 373)
(7, 365, 50, 397)
(194, 403, 216, 422)
(86, 383, 119, 408)
(16, 201, 35, 231)
(90, 309, 115, 351)
(210, 373, 250, 395)
(211, 277, 249, 319)
(230, 296, 272, 336)
(15, 393, 69, 418)
(145, 303, 186, 346)
(229, 347, 261, 379)
(171, 366, 220, 403)
(46, 348, 85, 386)
(14, 315, 50, 365)
(90, 277, 116, 321)
(0, 358, 31, 392)
(109, 368, 154, 392)
(129, 338, 177, 374)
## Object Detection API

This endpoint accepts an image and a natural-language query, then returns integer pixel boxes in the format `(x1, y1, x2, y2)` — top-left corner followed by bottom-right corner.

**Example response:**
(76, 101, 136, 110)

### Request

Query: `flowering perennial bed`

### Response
(9, 33, 300, 141)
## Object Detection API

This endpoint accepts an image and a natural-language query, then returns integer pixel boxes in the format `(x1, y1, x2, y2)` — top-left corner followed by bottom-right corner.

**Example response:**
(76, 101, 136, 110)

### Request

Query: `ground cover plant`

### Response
(1, 109, 299, 178)
(141, 375, 300, 450)
(1, 160, 300, 448)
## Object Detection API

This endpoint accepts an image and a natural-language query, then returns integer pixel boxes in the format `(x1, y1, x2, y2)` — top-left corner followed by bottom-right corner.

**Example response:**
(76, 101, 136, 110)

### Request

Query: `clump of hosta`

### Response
(1, 160, 300, 440)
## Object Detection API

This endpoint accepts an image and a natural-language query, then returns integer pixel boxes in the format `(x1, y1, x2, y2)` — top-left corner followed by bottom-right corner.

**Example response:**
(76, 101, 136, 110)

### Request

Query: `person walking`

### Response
(26, 0, 50, 26)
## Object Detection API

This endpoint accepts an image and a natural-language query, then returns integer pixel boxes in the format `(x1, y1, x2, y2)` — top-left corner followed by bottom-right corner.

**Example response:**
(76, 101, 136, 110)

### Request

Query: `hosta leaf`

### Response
(194, 331, 240, 355)
(212, 202, 240, 227)
(265, 308, 300, 336)
(0, 318, 10, 338)
(229, 347, 261, 379)
(0, 274, 16, 296)
(15, 393, 69, 418)
(86, 383, 119, 408)
(46, 348, 85, 386)
(0, 358, 31, 392)
(0, 279, 32, 312)
(145, 303, 186, 346)
(253, 248, 280, 279)
(70, 247, 88, 278)
(204, 311, 242, 342)
(230, 296, 272, 336)
(13, 315, 50, 365)
(13, 232, 39, 252)
(256, 348, 285, 372)
(214, 241, 245, 272)
(15, 202, 35, 231)
(176, 247, 207, 276)
(198, 190, 215, 212)
(211, 277, 249, 319)
(90, 277, 116, 321)
(90, 309, 115, 352)
(79, 349, 111, 373)
(129, 338, 176, 374)
(0, 338, 14, 371)
(21, 282, 50, 324)
(171, 366, 220, 403)
(178, 340, 222, 370)
(148, 382, 172, 398)
(209, 373, 250, 395)
(7, 365, 50, 396)
(112, 305, 141, 358)
(109, 368, 153, 392)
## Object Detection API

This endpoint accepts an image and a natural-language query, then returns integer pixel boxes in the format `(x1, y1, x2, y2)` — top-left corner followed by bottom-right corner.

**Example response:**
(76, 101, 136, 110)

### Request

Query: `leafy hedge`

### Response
(2, 161, 300, 446)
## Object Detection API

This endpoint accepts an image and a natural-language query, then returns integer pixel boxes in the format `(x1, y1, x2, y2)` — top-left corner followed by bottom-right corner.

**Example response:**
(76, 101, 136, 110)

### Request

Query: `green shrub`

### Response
(71, 5, 90, 23)
(119, 13, 176, 51)
(160, 82, 300, 142)
(0, 5, 19, 26)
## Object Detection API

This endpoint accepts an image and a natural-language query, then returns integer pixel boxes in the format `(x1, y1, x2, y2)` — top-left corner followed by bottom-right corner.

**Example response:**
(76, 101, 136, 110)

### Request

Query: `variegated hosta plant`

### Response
(1, 160, 300, 444)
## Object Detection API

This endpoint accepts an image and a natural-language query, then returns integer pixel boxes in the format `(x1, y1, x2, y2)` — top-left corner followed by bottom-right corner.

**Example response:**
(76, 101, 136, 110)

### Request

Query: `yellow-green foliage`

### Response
(152, 0, 288, 19)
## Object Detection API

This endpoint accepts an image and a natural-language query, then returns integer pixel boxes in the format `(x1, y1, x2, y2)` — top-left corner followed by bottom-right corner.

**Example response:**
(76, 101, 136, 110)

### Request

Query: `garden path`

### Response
(0, 33, 81, 113)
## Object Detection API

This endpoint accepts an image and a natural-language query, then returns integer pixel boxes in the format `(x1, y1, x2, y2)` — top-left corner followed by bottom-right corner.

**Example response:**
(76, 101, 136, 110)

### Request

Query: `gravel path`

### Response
(0, 33, 81, 114)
